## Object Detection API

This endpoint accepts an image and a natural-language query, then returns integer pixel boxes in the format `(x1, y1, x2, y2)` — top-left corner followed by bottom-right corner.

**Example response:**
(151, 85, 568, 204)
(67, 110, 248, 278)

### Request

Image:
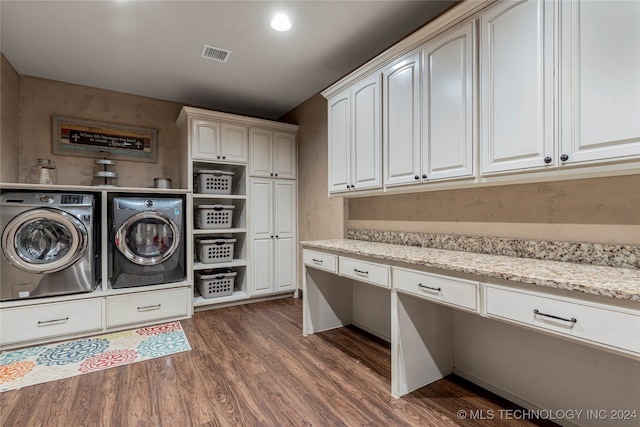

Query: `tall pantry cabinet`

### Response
(177, 106, 298, 309)
(249, 127, 297, 296)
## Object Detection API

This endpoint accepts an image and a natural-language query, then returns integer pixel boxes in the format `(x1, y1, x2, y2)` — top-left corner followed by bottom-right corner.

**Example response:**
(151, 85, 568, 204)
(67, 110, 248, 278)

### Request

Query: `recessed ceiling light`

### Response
(271, 13, 291, 31)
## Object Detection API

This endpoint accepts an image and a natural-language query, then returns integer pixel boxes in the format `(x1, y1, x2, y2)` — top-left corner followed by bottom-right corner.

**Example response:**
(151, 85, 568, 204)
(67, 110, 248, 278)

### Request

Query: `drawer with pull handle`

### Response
(485, 284, 640, 355)
(107, 287, 189, 328)
(339, 256, 390, 288)
(303, 249, 337, 273)
(0, 299, 103, 346)
(393, 267, 479, 312)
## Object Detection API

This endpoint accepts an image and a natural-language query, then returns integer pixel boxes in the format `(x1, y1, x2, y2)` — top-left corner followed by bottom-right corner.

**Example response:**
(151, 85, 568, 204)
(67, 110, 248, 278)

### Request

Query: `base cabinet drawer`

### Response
(339, 256, 390, 288)
(0, 299, 103, 346)
(303, 249, 337, 273)
(393, 267, 479, 312)
(107, 288, 190, 328)
(485, 285, 640, 355)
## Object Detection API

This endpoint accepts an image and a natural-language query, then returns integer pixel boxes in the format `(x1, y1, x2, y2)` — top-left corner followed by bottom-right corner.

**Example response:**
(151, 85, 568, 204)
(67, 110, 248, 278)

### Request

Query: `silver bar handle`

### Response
(534, 309, 577, 324)
(38, 317, 69, 326)
(312, 258, 323, 265)
(418, 283, 441, 292)
(137, 304, 162, 311)
(354, 268, 369, 276)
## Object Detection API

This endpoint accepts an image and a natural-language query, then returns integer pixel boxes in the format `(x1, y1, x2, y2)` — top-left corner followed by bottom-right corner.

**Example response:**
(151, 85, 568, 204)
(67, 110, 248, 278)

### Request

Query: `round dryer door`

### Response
(115, 212, 180, 266)
(2, 208, 88, 274)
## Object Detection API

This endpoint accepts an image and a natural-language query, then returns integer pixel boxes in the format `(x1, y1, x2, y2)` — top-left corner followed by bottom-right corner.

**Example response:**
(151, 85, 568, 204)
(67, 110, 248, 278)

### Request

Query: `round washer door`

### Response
(2, 208, 88, 274)
(115, 211, 180, 266)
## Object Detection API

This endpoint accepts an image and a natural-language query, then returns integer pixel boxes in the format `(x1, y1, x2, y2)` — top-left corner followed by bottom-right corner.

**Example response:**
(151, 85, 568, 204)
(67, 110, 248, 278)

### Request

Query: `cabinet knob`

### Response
(222, 156, 226, 160)
(275, 173, 278, 177)
(414, 175, 419, 180)
(276, 235, 279, 239)
(271, 173, 274, 176)
(544, 157, 552, 164)
(346, 185, 350, 189)
(422, 174, 427, 179)
(217, 156, 220, 159)
(560, 154, 569, 162)
(270, 235, 273, 238)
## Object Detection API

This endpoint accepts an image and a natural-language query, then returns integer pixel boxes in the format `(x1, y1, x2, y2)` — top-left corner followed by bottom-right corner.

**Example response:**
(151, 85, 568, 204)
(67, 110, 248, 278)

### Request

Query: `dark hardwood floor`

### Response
(1, 298, 557, 427)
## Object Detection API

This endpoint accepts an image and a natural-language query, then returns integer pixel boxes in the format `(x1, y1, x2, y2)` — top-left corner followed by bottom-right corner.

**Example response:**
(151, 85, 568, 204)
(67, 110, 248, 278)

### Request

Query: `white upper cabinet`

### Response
(192, 118, 248, 163)
(383, 52, 421, 187)
(249, 128, 297, 179)
(328, 73, 381, 193)
(328, 92, 351, 193)
(422, 21, 475, 181)
(480, 0, 556, 174)
(559, 0, 640, 165)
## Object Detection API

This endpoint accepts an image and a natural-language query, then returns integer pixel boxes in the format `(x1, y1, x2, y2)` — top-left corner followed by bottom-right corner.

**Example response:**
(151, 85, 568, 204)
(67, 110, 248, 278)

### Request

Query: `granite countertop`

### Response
(301, 239, 640, 302)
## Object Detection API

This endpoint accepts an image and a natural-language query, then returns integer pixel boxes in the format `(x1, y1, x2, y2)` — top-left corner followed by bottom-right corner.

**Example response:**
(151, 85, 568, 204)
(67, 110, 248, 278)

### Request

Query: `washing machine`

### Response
(111, 197, 185, 288)
(0, 192, 99, 301)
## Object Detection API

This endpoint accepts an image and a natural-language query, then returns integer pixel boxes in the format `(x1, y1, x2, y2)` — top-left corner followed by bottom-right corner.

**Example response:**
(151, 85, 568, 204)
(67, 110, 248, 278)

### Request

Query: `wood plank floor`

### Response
(1, 298, 557, 427)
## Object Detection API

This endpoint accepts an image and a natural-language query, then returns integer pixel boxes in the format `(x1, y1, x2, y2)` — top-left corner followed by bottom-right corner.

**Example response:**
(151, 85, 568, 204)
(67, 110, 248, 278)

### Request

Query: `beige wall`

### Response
(284, 92, 639, 247)
(1, 53, 20, 182)
(5, 73, 184, 188)
(349, 175, 640, 245)
(280, 93, 346, 242)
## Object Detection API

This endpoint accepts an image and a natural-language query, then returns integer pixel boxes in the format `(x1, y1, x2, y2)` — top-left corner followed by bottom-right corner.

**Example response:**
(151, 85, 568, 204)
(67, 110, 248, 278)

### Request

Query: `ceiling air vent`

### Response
(201, 45, 231, 63)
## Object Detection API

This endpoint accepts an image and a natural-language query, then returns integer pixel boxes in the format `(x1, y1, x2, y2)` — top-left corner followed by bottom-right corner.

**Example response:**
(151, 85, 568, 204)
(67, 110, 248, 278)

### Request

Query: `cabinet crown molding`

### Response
(176, 106, 299, 131)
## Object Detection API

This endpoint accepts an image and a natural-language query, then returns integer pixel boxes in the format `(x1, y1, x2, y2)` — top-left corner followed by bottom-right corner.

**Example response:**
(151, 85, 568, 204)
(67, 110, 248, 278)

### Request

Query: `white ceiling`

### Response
(1, 0, 456, 120)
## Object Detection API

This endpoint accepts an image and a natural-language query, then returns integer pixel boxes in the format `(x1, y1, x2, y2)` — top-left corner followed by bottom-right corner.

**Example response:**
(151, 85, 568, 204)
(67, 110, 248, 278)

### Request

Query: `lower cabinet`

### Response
(0, 298, 103, 346)
(485, 284, 640, 356)
(107, 287, 191, 328)
(249, 178, 297, 296)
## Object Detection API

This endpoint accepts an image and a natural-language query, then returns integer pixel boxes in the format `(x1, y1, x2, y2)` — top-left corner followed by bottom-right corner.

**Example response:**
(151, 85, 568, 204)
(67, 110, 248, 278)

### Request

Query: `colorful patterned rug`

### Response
(0, 321, 191, 392)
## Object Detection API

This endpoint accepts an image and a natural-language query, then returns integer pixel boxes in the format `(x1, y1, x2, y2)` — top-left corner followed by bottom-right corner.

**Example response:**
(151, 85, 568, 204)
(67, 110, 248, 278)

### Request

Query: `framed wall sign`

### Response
(52, 116, 158, 163)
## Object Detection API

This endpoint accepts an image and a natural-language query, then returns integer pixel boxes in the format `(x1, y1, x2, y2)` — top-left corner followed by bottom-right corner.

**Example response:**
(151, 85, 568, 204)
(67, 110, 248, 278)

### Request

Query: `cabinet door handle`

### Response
(137, 304, 162, 311)
(312, 258, 323, 265)
(37, 317, 69, 326)
(354, 268, 369, 276)
(418, 283, 441, 292)
(533, 309, 577, 324)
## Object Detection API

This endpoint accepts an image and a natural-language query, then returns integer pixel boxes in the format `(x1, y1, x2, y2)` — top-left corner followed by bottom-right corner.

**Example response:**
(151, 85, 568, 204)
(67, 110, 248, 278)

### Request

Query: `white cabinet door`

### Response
(221, 123, 248, 163)
(251, 238, 274, 295)
(560, 0, 640, 165)
(351, 74, 382, 191)
(422, 22, 475, 181)
(328, 92, 351, 193)
(249, 128, 273, 177)
(273, 132, 297, 179)
(274, 181, 296, 291)
(250, 179, 297, 295)
(480, 0, 555, 174)
(250, 179, 273, 238)
(192, 118, 221, 160)
(384, 52, 421, 186)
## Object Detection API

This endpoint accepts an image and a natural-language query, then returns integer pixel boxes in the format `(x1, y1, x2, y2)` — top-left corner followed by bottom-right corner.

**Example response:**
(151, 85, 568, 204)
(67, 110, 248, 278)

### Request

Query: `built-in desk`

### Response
(302, 240, 640, 427)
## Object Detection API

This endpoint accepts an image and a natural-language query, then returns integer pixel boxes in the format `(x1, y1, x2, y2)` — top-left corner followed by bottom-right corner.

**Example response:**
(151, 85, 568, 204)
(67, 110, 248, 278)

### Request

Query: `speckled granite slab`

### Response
(301, 239, 640, 302)
(347, 229, 640, 269)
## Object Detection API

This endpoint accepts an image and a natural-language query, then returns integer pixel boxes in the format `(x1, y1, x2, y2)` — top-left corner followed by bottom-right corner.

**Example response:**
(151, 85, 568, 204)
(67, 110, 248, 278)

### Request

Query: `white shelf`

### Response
(193, 193, 246, 200)
(193, 228, 247, 234)
(193, 259, 247, 270)
(0, 182, 190, 194)
(193, 290, 249, 306)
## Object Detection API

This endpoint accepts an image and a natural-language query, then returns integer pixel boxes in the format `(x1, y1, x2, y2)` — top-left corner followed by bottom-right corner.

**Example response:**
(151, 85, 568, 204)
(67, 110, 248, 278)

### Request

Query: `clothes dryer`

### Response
(111, 197, 185, 288)
(0, 192, 99, 301)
